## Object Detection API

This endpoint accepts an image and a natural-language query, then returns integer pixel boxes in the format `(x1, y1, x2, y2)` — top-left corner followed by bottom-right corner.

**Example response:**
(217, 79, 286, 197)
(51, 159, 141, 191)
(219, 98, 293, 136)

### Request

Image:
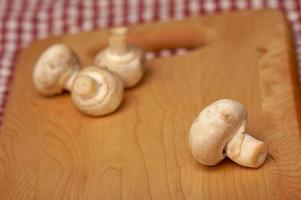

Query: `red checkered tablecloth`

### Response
(0, 0, 301, 123)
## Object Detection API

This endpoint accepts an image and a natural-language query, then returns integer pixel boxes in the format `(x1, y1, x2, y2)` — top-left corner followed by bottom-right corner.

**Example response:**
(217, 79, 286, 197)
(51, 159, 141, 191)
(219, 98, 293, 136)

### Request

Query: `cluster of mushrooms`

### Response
(33, 27, 144, 116)
(33, 27, 267, 168)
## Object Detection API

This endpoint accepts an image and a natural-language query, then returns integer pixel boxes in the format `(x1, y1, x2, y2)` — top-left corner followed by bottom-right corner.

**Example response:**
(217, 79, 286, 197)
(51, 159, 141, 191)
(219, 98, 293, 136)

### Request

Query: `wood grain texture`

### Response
(0, 10, 301, 200)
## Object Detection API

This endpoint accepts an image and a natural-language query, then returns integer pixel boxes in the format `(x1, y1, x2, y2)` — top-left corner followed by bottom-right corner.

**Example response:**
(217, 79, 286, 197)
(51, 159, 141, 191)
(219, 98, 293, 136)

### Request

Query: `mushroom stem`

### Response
(73, 75, 98, 99)
(226, 133, 268, 168)
(109, 27, 128, 55)
(64, 71, 79, 91)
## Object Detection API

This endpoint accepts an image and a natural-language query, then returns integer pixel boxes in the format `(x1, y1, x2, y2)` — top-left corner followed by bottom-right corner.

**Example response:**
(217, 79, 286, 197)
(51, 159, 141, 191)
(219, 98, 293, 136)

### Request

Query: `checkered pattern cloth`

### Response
(0, 0, 301, 123)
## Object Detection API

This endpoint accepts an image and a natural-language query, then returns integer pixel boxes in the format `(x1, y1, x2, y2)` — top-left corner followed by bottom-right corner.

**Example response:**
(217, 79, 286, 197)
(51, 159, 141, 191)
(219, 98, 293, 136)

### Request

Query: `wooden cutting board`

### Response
(0, 10, 301, 199)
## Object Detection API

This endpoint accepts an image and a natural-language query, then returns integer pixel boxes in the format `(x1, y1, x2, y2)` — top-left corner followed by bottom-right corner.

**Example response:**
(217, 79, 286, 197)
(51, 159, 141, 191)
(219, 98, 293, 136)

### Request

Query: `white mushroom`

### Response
(33, 43, 80, 96)
(189, 99, 268, 168)
(94, 27, 144, 88)
(71, 66, 124, 116)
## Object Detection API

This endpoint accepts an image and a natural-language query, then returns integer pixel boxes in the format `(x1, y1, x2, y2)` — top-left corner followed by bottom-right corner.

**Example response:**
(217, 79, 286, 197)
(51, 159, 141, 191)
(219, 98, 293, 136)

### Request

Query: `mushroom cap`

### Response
(33, 44, 80, 96)
(71, 66, 124, 116)
(94, 46, 144, 88)
(189, 99, 247, 166)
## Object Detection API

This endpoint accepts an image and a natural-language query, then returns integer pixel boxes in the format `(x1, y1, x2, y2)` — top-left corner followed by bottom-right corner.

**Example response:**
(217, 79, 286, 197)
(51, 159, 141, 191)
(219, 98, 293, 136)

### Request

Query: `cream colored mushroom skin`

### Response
(71, 66, 124, 116)
(33, 43, 80, 96)
(94, 27, 144, 88)
(189, 99, 267, 168)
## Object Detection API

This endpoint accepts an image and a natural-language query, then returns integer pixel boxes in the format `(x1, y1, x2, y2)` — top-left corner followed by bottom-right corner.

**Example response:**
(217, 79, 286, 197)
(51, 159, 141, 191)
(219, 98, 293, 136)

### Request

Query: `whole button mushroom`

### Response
(94, 27, 144, 88)
(33, 43, 80, 96)
(189, 99, 268, 168)
(71, 66, 124, 116)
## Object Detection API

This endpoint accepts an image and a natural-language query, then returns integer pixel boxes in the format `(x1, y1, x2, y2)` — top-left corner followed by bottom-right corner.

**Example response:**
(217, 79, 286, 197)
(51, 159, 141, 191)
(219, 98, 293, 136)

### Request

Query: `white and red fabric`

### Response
(0, 0, 301, 123)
